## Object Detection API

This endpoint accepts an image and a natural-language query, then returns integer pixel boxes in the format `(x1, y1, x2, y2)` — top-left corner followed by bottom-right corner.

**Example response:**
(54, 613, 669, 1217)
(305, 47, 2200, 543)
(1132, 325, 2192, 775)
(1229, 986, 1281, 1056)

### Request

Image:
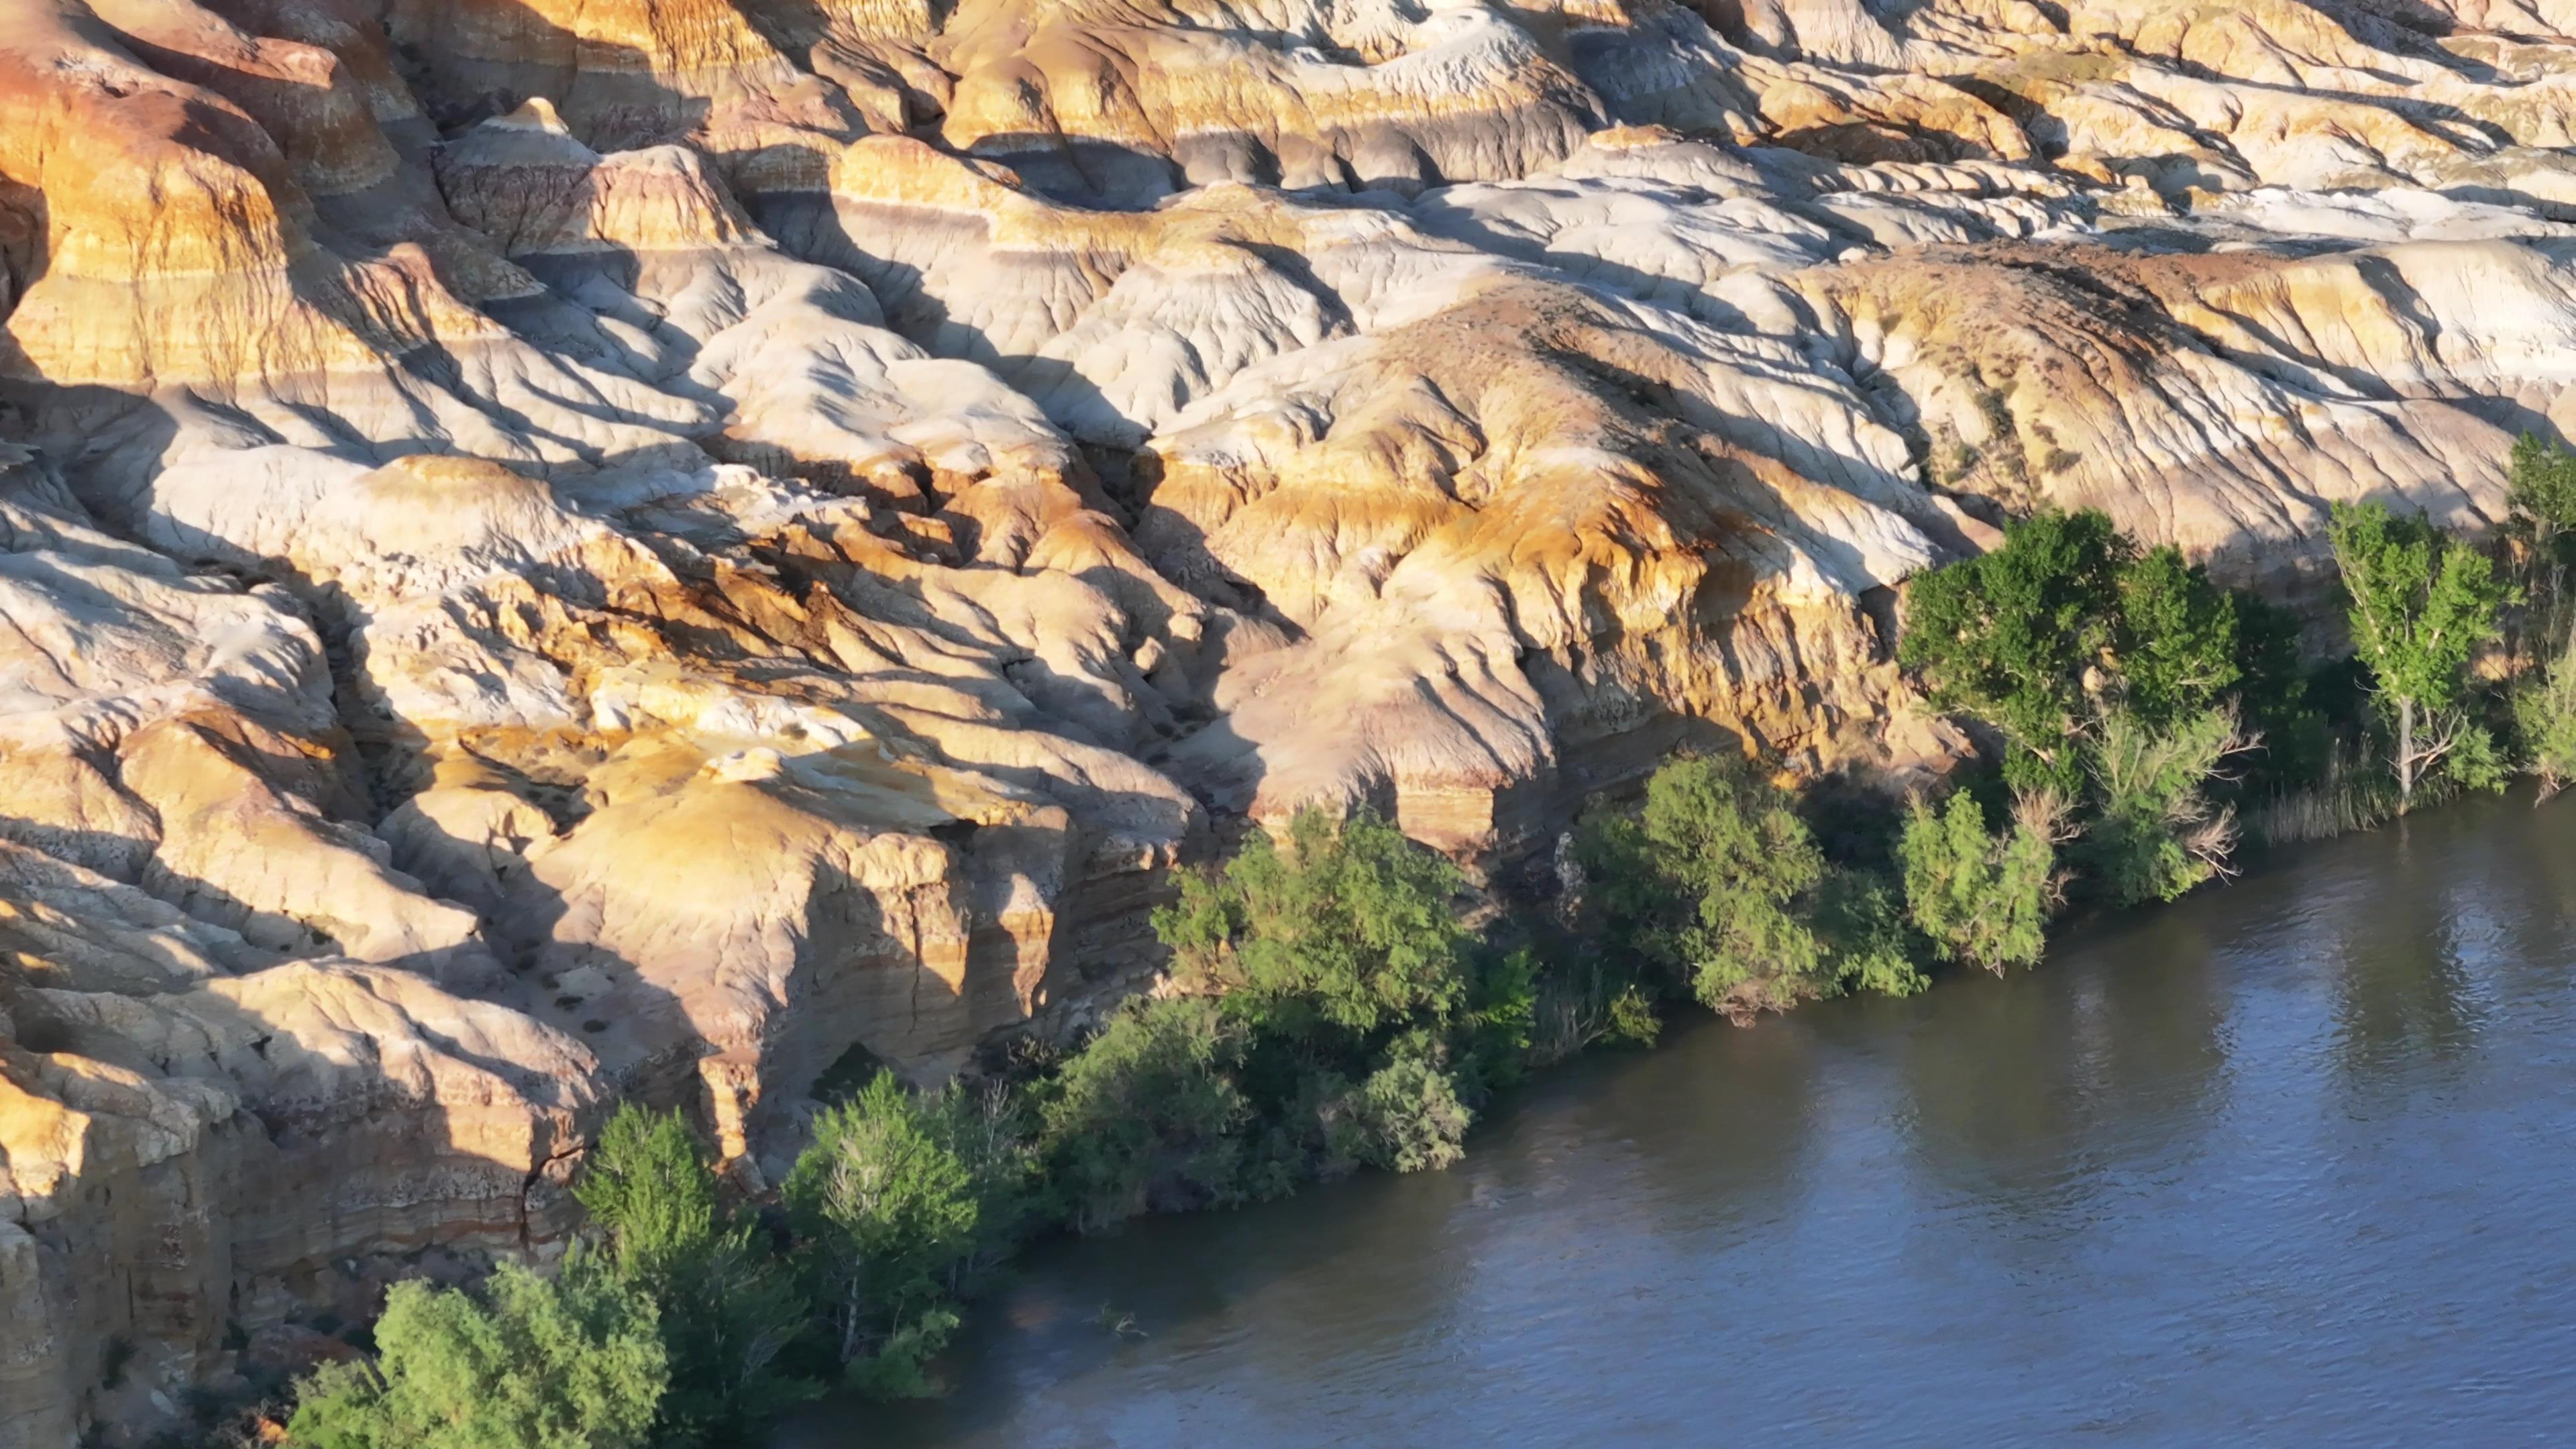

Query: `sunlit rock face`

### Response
(7, 0, 2576, 1436)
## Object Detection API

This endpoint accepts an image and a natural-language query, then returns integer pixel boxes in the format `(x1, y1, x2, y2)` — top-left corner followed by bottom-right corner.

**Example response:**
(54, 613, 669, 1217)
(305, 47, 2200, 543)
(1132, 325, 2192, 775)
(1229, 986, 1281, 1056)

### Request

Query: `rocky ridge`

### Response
(7, 0, 2576, 1438)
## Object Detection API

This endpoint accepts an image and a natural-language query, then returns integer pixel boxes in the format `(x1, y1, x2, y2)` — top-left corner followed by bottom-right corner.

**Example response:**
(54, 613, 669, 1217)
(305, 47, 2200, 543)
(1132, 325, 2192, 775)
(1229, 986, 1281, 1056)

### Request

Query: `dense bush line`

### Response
(273, 438, 2576, 1448)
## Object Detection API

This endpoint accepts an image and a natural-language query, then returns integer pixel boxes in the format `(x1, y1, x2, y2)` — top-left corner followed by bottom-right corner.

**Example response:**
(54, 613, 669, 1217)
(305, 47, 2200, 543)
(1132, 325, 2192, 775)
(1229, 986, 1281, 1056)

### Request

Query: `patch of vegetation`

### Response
(1897, 790, 2059, 973)
(286, 1259, 667, 1449)
(2326, 500, 2512, 812)
(1573, 753, 1914, 1019)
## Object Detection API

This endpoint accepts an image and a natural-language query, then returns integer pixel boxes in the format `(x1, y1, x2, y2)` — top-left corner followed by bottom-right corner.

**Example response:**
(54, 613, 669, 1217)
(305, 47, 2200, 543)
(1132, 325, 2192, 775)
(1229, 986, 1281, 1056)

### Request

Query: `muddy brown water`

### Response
(790, 790, 2576, 1447)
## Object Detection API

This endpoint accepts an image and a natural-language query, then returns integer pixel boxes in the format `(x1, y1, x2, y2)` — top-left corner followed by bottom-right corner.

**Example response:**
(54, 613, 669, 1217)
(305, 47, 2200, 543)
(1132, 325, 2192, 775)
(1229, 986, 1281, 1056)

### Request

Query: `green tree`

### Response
(2231, 592, 2328, 794)
(922, 1081, 1038, 1283)
(286, 1260, 667, 1449)
(2514, 623, 2576, 800)
(1901, 511, 2249, 793)
(2114, 545, 2241, 725)
(1900, 510, 2130, 790)
(2510, 433, 2576, 619)
(1576, 754, 1850, 1013)
(783, 1073, 979, 1388)
(2325, 501, 2512, 812)
(1156, 810, 1470, 1035)
(1898, 790, 2058, 973)
(573, 1107, 819, 1445)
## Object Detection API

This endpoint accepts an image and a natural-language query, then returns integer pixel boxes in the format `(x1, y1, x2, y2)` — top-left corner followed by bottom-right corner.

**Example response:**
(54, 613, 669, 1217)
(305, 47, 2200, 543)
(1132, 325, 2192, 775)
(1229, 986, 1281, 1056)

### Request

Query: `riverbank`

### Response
(260, 481, 2557, 1446)
(796, 786, 2576, 1446)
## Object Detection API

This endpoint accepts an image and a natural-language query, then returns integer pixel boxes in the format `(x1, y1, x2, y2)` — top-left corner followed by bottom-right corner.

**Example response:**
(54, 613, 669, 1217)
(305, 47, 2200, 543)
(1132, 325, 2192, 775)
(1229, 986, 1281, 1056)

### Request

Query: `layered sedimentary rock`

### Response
(11, 0, 2576, 1437)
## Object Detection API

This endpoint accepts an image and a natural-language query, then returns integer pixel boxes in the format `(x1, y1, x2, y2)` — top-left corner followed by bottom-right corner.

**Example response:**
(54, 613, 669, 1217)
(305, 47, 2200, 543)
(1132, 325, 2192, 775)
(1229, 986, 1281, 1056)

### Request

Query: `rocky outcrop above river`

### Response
(6, 0, 2576, 1438)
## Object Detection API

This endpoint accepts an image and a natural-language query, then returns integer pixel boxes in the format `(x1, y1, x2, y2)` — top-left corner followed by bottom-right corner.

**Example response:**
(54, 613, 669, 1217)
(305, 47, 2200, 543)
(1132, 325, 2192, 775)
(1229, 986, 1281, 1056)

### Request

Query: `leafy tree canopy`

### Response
(1901, 510, 2248, 792)
(784, 1073, 980, 1385)
(1156, 809, 1470, 1037)
(1576, 753, 1837, 1010)
(2326, 500, 2512, 808)
(287, 1259, 667, 1449)
(574, 1106, 819, 1444)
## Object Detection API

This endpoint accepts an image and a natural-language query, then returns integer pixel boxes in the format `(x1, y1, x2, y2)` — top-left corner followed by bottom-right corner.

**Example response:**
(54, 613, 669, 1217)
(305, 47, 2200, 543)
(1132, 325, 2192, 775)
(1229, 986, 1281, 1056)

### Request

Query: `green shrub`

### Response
(2515, 626, 2576, 798)
(286, 1259, 667, 1449)
(1817, 870, 1930, 996)
(2082, 708, 2245, 906)
(1356, 1051, 1472, 1173)
(1575, 754, 1843, 1012)
(1038, 998, 1248, 1230)
(1462, 946, 1539, 1090)
(1604, 985, 1662, 1047)
(1898, 790, 2057, 973)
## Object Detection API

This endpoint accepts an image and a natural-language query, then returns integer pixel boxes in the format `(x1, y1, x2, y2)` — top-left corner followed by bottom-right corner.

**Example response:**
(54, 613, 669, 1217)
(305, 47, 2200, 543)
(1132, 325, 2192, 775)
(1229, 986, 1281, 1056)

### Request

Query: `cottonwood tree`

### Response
(574, 1107, 820, 1442)
(784, 1073, 979, 1393)
(2326, 500, 2512, 812)
(1900, 510, 2243, 794)
(2509, 433, 2576, 623)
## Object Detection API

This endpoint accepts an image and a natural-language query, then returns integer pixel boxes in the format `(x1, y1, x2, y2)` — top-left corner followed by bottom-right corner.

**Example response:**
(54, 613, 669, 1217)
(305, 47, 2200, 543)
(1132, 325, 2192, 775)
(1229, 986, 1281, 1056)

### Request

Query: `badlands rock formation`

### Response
(7, 0, 2576, 1437)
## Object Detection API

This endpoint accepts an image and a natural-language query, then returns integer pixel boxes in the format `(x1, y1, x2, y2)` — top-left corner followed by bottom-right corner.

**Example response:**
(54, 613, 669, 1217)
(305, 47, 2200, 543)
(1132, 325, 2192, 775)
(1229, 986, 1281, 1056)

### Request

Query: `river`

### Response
(800, 791, 2576, 1446)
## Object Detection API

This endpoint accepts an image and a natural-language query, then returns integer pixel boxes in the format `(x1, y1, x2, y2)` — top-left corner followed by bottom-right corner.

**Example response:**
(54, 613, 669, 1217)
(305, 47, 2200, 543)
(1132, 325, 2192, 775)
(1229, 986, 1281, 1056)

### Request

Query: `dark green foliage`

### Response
(575, 1107, 820, 1444)
(1902, 511, 2257, 797)
(2114, 545, 2241, 726)
(2230, 593, 2328, 794)
(286, 1259, 668, 1449)
(784, 1073, 981, 1389)
(1037, 998, 1250, 1231)
(1900, 510, 2130, 787)
(1460, 946, 1539, 1091)
(1816, 871, 1929, 998)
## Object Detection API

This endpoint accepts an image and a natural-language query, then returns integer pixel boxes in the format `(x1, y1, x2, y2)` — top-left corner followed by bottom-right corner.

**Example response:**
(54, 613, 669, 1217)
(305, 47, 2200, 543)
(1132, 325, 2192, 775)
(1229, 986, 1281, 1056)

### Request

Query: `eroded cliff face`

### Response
(5, 0, 2576, 1437)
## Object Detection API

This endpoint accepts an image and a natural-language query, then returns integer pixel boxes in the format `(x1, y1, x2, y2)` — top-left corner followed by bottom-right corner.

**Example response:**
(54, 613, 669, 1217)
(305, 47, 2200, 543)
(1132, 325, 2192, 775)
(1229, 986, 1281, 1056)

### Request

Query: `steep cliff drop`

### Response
(6, 0, 2576, 1438)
